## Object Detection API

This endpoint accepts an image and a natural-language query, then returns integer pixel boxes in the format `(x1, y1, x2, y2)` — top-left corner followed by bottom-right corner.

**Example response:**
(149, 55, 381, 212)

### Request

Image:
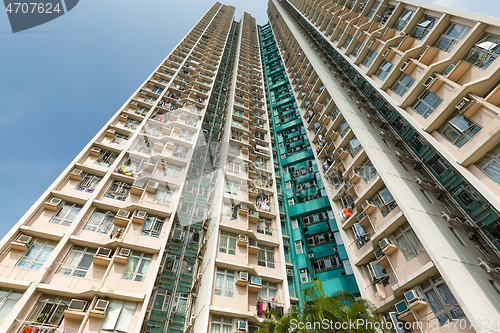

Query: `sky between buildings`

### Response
(0, 0, 499, 239)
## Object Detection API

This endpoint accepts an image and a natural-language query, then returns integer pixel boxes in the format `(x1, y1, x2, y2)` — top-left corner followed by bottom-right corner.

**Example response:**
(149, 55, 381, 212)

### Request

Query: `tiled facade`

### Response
(1, 1, 500, 333)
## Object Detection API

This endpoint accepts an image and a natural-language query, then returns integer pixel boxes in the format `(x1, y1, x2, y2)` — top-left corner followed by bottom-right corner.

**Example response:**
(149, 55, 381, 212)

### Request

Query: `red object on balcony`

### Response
(343, 207, 353, 217)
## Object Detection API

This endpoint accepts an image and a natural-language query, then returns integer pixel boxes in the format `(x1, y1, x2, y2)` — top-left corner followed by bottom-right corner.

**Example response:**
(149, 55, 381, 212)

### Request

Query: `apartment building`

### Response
(259, 23, 360, 305)
(266, 0, 500, 331)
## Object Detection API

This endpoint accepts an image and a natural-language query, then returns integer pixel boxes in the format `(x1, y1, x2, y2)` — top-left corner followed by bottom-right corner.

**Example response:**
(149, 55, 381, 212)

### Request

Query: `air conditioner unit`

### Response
(308, 252, 314, 258)
(423, 76, 434, 87)
(404, 290, 423, 303)
(146, 181, 159, 192)
(70, 168, 83, 180)
(400, 62, 408, 71)
(362, 200, 370, 210)
(367, 40, 374, 48)
(16, 235, 33, 245)
(50, 198, 63, 205)
(395, 300, 409, 314)
(382, 49, 389, 57)
(96, 247, 112, 258)
(441, 212, 452, 222)
(283, 239, 289, 246)
(106, 129, 116, 137)
(118, 248, 131, 258)
(287, 268, 293, 275)
(68, 299, 87, 312)
(303, 217, 310, 224)
(379, 238, 391, 249)
(90, 147, 101, 156)
(117, 209, 130, 218)
(239, 234, 247, 242)
(239, 272, 248, 281)
(250, 276, 262, 286)
(132, 180, 145, 188)
(374, 248, 384, 260)
(237, 320, 247, 331)
(455, 97, 471, 112)
(94, 299, 109, 312)
(135, 211, 147, 218)
(357, 212, 366, 222)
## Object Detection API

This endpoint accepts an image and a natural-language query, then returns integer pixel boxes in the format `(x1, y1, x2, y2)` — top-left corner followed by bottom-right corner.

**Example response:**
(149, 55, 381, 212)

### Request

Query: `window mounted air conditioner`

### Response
(400, 62, 408, 71)
(70, 168, 83, 180)
(423, 76, 434, 87)
(118, 248, 131, 258)
(250, 276, 262, 285)
(382, 49, 389, 57)
(106, 129, 116, 137)
(286, 268, 293, 275)
(374, 248, 384, 260)
(94, 299, 109, 312)
(68, 299, 87, 312)
(90, 147, 101, 156)
(16, 235, 33, 245)
(379, 238, 391, 249)
(146, 181, 159, 193)
(117, 209, 130, 218)
(308, 252, 314, 258)
(132, 180, 145, 188)
(357, 212, 366, 222)
(395, 300, 409, 314)
(455, 97, 471, 112)
(135, 211, 147, 218)
(404, 290, 423, 303)
(95, 246, 112, 257)
(239, 234, 248, 242)
(361, 200, 371, 210)
(237, 321, 247, 331)
(239, 272, 248, 281)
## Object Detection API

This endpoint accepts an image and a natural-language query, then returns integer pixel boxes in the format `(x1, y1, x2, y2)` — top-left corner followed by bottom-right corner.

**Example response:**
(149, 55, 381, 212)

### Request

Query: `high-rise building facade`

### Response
(266, 0, 500, 331)
(1, 1, 500, 333)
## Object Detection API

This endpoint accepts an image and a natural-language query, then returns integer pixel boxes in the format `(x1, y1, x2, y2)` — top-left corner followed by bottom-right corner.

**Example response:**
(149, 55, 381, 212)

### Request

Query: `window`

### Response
(76, 173, 102, 193)
(307, 232, 335, 248)
(367, 1, 380, 18)
(375, 60, 393, 81)
(50, 202, 82, 226)
(17, 240, 55, 270)
(434, 23, 469, 52)
(57, 246, 96, 278)
(222, 202, 237, 221)
(441, 113, 482, 148)
(294, 241, 303, 254)
(85, 210, 114, 233)
(165, 254, 179, 272)
(259, 281, 278, 302)
(257, 245, 275, 268)
(153, 288, 170, 311)
(141, 215, 165, 238)
(214, 268, 235, 297)
(388, 222, 424, 261)
(100, 300, 137, 333)
(342, 34, 353, 48)
(346, 138, 362, 158)
(111, 133, 129, 146)
(96, 150, 117, 167)
(299, 269, 309, 284)
(144, 125, 162, 137)
(227, 161, 241, 174)
(411, 15, 437, 40)
(413, 91, 443, 118)
(291, 219, 299, 230)
(371, 187, 398, 217)
(144, 96, 156, 104)
(225, 179, 239, 195)
(229, 144, 242, 156)
(211, 315, 238, 333)
(313, 255, 342, 273)
(180, 129, 194, 141)
(125, 118, 140, 130)
(164, 163, 182, 178)
(154, 186, 174, 205)
(428, 155, 449, 176)
(173, 145, 189, 158)
(24, 296, 71, 328)
(352, 41, 364, 57)
(357, 159, 377, 182)
(255, 158, 267, 169)
(0, 289, 22, 323)
(464, 33, 500, 69)
(449, 227, 466, 246)
(391, 73, 415, 97)
(285, 181, 292, 190)
(257, 218, 273, 235)
(152, 87, 163, 94)
(453, 184, 479, 208)
(171, 292, 189, 314)
(477, 144, 500, 184)
(122, 251, 152, 282)
(393, 9, 414, 31)
(420, 275, 464, 325)
(362, 50, 377, 67)
(337, 120, 350, 137)
(219, 231, 237, 255)
(105, 181, 131, 201)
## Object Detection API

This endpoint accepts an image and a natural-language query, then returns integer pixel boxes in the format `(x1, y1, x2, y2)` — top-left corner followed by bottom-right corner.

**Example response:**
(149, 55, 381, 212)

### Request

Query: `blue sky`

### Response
(0, 0, 499, 239)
